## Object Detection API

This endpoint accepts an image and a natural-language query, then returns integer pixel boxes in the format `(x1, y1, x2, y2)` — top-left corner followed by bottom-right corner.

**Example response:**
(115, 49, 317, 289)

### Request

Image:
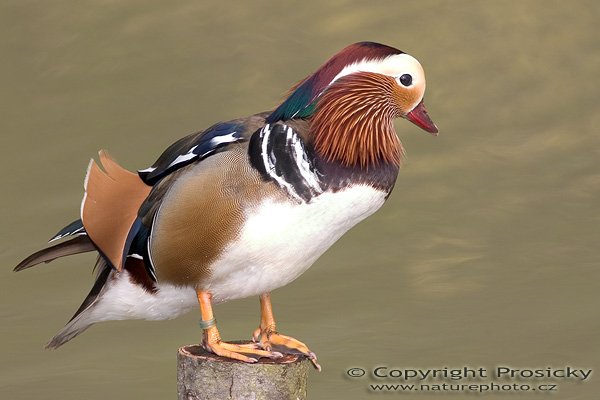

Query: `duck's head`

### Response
(268, 42, 438, 168)
(267, 41, 438, 135)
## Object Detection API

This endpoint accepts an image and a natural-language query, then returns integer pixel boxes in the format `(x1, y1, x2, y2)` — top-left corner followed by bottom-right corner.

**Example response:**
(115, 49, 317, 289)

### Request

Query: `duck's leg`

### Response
(252, 293, 321, 370)
(196, 290, 282, 363)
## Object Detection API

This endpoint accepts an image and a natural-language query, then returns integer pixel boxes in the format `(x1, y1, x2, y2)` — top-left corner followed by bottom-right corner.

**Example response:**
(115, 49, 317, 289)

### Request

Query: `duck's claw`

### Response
(204, 339, 283, 363)
(253, 329, 321, 371)
(308, 351, 321, 372)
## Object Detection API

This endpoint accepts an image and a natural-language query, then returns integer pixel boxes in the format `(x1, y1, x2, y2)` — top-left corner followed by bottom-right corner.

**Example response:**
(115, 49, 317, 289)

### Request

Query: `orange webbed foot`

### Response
(253, 293, 321, 370)
(203, 331, 283, 363)
(252, 326, 321, 371)
(197, 290, 282, 363)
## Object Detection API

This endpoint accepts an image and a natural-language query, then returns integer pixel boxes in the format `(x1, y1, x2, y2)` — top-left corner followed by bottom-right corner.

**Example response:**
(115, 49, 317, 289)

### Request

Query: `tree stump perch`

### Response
(177, 344, 310, 400)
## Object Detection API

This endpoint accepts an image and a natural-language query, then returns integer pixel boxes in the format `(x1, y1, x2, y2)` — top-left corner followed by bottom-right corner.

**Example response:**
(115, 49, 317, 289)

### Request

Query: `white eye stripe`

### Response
(326, 53, 426, 112)
(329, 53, 425, 87)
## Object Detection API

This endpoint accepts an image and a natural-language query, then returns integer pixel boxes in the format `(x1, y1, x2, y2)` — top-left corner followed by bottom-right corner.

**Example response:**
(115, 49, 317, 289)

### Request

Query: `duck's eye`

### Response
(399, 74, 412, 87)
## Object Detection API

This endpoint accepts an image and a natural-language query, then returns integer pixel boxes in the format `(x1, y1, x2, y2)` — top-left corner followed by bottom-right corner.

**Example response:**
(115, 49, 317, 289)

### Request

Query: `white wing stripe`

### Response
(209, 131, 237, 146)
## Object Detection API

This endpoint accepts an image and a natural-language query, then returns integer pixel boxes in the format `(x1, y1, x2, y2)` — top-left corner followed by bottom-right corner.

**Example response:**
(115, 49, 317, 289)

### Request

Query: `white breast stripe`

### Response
(260, 124, 272, 171)
(254, 123, 323, 203)
(260, 124, 303, 202)
(289, 126, 322, 191)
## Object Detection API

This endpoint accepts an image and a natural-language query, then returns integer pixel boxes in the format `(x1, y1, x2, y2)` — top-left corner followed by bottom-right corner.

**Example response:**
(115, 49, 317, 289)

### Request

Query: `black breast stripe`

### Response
(249, 123, 322, 203)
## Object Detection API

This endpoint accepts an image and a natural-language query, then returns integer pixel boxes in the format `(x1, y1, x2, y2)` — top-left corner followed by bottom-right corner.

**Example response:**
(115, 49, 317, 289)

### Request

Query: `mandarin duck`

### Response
(15, 42, 437, 369)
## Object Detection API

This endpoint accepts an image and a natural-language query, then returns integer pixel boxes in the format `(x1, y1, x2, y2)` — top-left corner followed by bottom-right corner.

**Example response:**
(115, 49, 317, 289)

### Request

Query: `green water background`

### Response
(1, 1, 598, 399)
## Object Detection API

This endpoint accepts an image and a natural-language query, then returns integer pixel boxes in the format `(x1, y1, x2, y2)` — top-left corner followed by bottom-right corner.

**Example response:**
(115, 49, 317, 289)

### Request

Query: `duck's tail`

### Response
(45, 257, 113, 349)
(14, 223, 94, 272)
(14, 151, 153, 347)
(15, 150, 152, 272)
(80, 150, 152, 271)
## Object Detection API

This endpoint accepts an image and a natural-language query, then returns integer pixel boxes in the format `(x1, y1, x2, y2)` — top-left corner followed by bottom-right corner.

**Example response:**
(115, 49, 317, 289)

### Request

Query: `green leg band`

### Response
(199, 318, 216, 330)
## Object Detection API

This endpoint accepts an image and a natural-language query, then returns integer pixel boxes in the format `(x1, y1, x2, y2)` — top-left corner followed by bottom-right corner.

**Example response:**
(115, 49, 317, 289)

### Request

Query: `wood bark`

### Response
(177, 344, 310, 400)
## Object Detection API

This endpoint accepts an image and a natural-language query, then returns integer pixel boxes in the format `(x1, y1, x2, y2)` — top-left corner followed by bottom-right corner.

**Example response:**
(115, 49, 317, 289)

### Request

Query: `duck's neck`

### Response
(309, 72, 404, 170)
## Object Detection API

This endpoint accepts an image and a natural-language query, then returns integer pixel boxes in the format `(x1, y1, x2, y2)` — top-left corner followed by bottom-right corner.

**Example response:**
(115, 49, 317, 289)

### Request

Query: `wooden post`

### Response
(177, 344, 310, 400)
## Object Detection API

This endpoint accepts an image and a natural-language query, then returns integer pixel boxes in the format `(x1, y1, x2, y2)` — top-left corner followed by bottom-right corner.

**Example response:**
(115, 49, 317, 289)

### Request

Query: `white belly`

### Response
(204, 185, 387, 302)
(84, 185, 386, 325)
(91, 272, 197, 322)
